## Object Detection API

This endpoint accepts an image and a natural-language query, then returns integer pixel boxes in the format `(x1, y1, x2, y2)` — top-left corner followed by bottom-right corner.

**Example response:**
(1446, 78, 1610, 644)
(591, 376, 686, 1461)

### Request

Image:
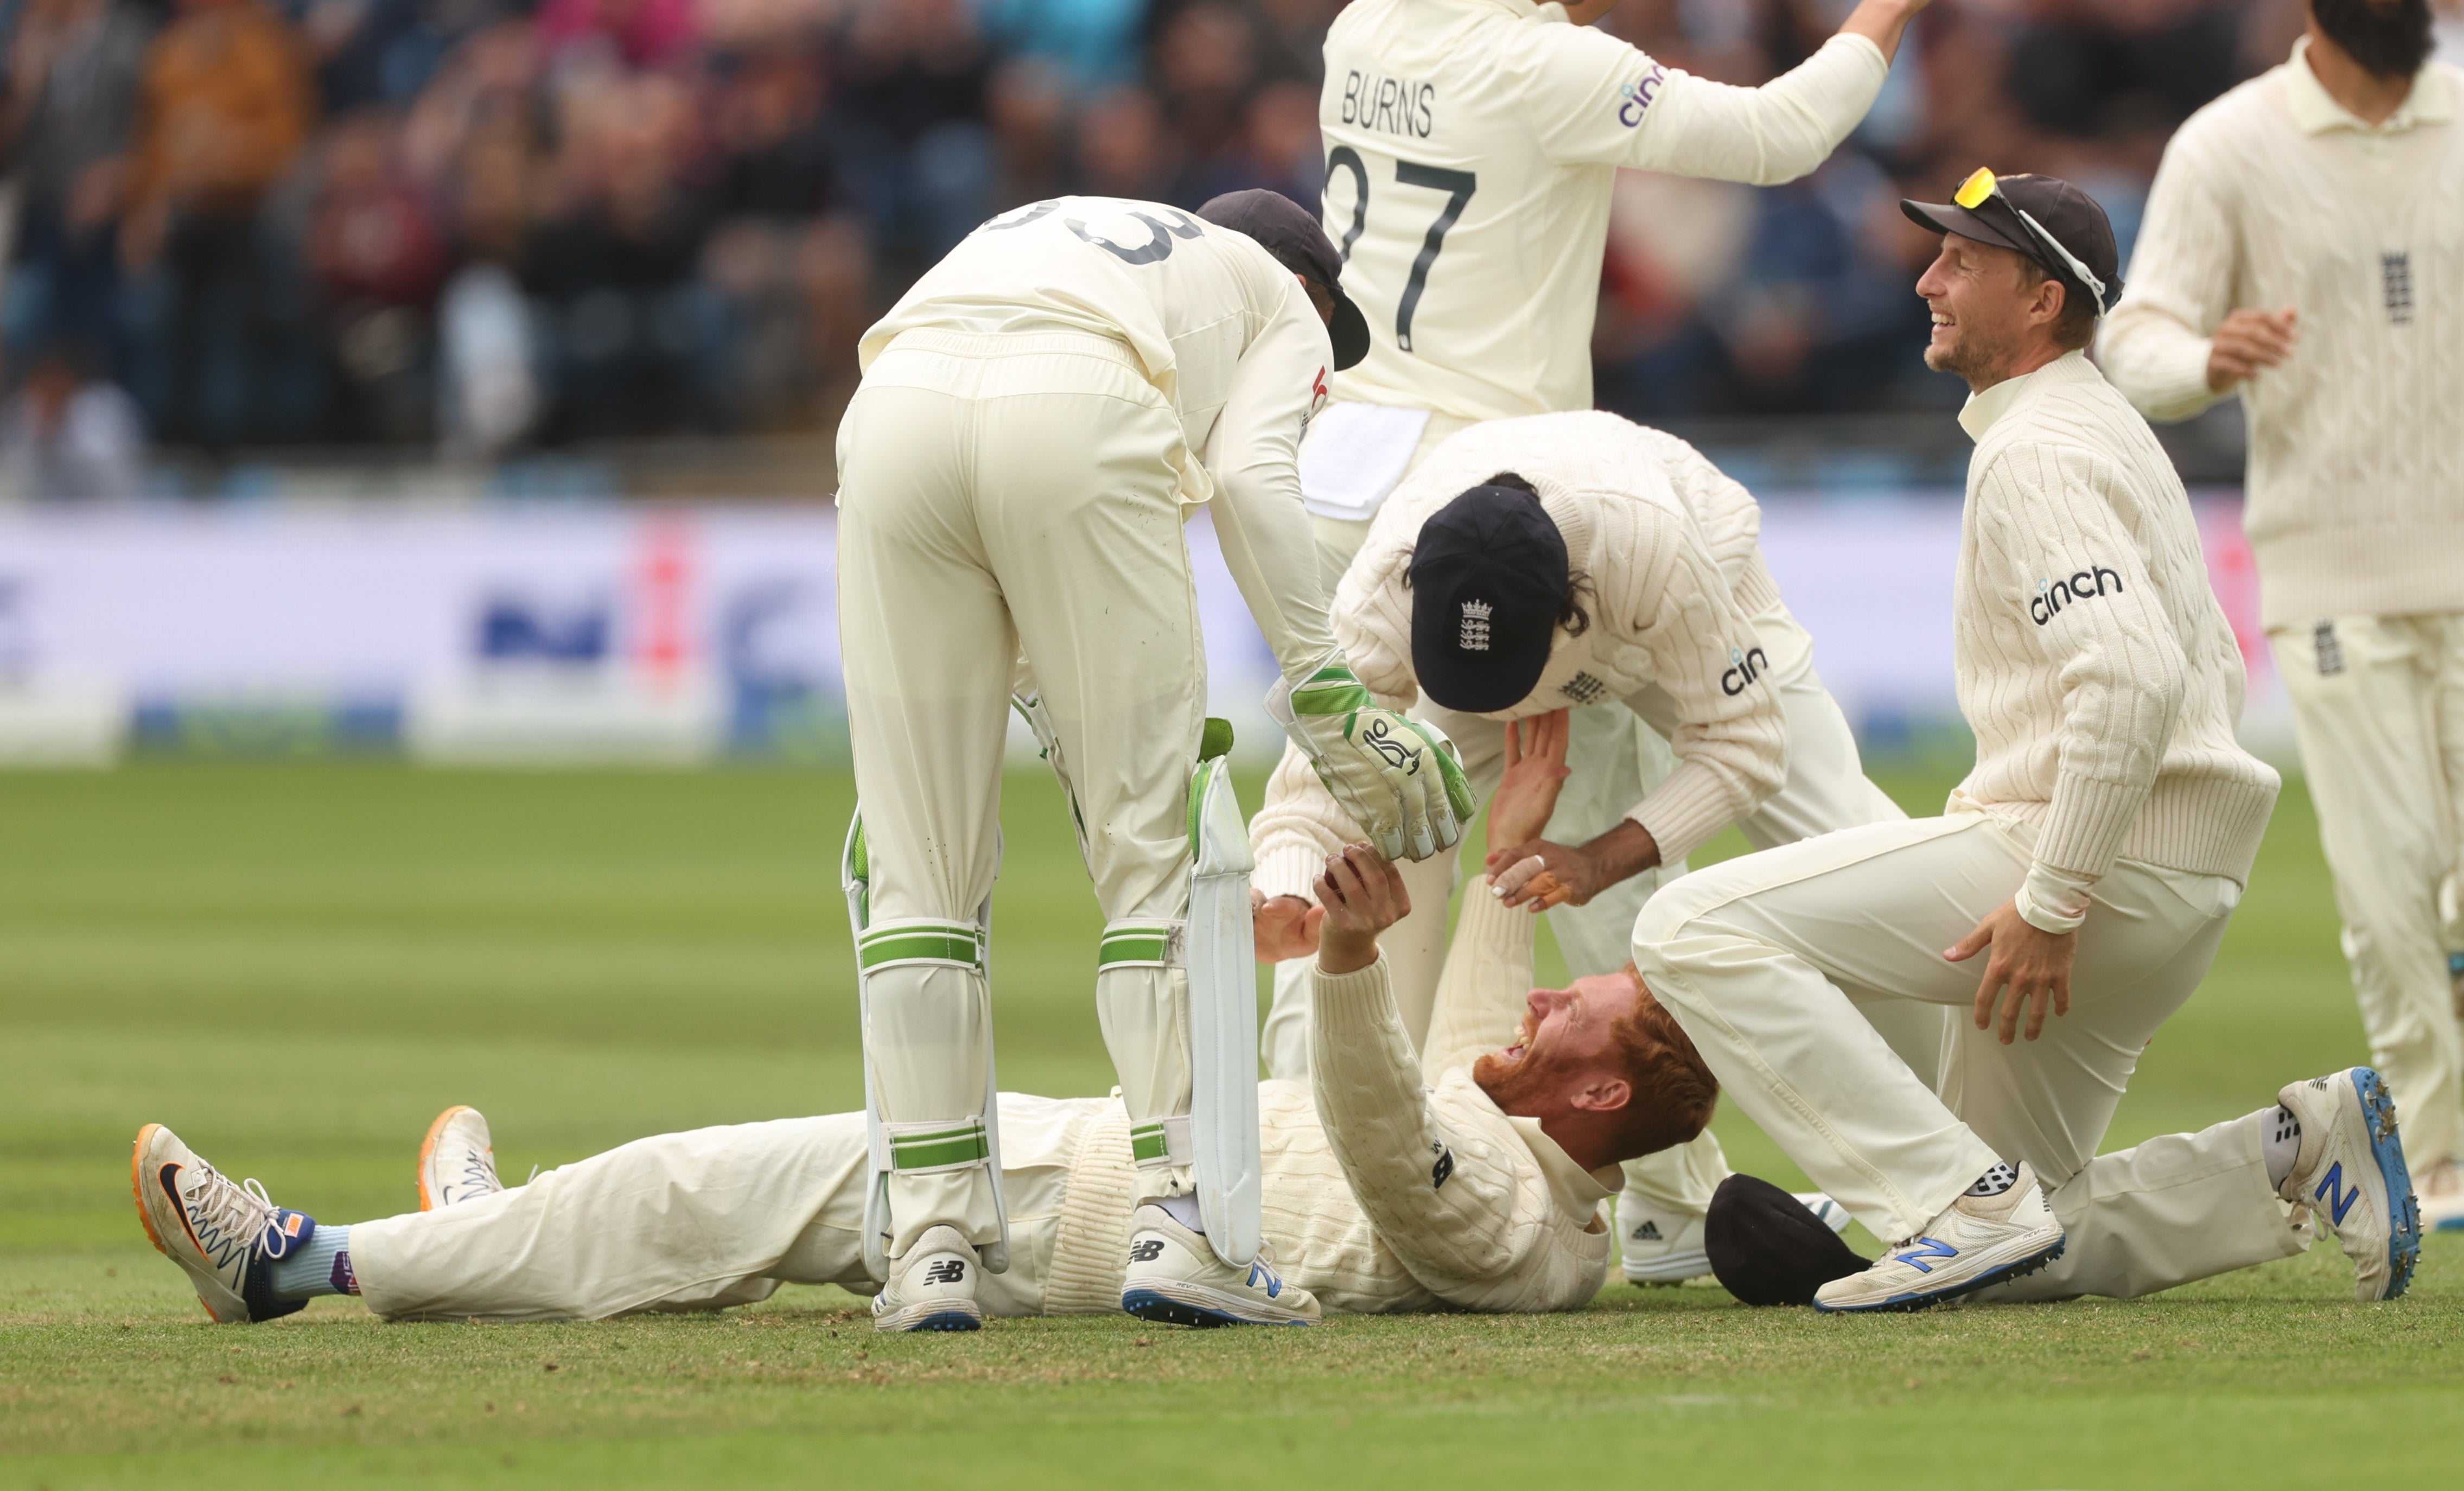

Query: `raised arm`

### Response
(1526, 2, 1924, 184)
(1309, 846, 1557, 1303)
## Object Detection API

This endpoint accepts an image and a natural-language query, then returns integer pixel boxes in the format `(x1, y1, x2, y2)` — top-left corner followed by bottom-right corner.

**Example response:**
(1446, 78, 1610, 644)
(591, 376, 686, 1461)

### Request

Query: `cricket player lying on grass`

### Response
(1250, 410, 1924, 1285)
(129, 733, 1726, 1328)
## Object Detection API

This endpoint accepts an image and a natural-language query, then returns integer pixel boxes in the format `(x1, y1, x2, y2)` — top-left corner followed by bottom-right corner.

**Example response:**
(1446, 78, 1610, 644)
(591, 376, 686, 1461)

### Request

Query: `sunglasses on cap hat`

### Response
(1953, 167, 2111, 318)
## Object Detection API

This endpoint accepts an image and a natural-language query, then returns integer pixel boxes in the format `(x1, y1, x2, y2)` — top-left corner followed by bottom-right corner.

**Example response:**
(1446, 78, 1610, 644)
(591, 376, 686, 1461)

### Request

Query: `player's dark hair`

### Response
(1607, 969, 1720, 1160)
(2021, 261, 2098, 353)
(1484, 471, 1594, 639)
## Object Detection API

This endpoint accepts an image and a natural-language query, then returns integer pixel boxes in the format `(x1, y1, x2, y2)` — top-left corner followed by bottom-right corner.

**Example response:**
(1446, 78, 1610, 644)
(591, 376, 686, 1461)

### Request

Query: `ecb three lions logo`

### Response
(2030, 565, 2125, 627)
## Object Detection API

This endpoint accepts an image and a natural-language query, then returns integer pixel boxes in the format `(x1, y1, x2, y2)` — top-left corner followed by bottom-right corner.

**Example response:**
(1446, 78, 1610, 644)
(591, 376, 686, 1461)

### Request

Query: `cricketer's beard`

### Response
(1473, 1043, 1561, 1116)
(2313, 0, 2433, 79)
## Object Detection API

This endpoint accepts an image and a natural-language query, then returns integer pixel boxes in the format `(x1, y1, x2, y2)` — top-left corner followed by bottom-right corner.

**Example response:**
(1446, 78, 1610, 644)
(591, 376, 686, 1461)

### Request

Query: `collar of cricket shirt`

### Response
(1957, 349, 2093, 444)
(2283, 35, 2456, 137)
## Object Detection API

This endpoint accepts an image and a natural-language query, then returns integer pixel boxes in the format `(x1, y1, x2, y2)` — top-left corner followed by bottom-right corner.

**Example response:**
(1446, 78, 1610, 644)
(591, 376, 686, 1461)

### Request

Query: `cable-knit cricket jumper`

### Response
(1247, 411, 1792, 899)
(2097, 42, 2464, 628)
(1953, 351, 2279, 900)
(1043, 876, 1613, 1314)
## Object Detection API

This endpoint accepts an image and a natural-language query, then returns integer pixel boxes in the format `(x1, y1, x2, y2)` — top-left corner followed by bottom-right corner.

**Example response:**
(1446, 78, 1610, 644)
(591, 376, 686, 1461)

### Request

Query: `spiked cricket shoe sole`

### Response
(2282, 1068, 2420, 1301)
(1120, 1206, 1317, 1326)
(1122, 1280, 1313, 1328)
(870, 1296, 983, 1333)
(1812, 1235, 2065, 1314)
(133, 1124, 247, 1322)
(1623, 1251, 1710, 1286)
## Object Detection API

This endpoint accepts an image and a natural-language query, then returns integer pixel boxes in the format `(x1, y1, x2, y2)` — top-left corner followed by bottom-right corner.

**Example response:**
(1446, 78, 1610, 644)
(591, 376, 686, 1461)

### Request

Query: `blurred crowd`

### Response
(0, 0, 2455, 468)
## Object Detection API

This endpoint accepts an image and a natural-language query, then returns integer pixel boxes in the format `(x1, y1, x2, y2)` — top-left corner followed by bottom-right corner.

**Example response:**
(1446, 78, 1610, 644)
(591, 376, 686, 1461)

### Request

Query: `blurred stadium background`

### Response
(2, 0, 2460, 774)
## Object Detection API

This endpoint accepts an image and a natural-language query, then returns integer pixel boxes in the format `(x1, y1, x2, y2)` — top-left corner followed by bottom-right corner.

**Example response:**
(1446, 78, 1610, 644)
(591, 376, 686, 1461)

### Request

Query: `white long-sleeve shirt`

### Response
(1253, 412, 1791, 891)
(1952, 352, 2280, 921)
(2096, 42, 2464, 628)
(857, 196, 1340, 685)
(1319, 0, 1888, 423)
(1038, 875, 1615, 1316)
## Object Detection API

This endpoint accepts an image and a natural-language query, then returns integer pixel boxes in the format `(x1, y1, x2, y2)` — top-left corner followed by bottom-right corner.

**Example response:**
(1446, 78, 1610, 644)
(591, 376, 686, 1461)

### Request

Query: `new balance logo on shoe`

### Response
(1890, 1237, 1959, 1274)
(923, 1259, 967, 1285)
(2315, 1162, 2361, 1226)
(1632, 1220, 1661, 1241)
(1128, 1239, 1165, 1264)
(1246, 1260, 1284, 1298)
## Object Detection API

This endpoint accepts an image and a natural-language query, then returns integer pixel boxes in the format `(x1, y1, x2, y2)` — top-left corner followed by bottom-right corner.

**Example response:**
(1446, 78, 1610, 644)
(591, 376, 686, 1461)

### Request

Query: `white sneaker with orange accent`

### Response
(418, 1106, 504, 1211)
(131, 1123, 318, 1324)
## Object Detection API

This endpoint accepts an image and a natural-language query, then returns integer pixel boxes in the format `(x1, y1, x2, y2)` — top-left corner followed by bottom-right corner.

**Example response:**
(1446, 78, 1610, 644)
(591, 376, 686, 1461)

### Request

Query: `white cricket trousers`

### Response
(1637, 808, 2309, 1298)
(1261, 605, 1932, 1218)
(2274, 612, 2464, 1169)
(837, 327, 1205, 1257)
(348, 1098, 1112, 1321)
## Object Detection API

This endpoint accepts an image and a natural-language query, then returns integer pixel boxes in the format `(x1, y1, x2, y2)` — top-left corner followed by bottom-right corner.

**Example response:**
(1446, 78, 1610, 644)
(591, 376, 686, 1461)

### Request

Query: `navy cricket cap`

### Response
(1409, 483, 1568, 715)
(1196, 188, 1371, 370)
(1704, 1174, 1869, 1307)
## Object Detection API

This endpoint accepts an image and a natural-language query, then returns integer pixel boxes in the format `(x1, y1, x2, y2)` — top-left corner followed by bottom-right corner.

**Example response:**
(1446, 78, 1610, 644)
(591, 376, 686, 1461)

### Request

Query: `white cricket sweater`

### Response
(1320, 0, 1887, 422)
(2097, 41, 2464, 628)
(1952, 352, 2280, 900)
(1037, 882, 1612, 1315)
(1249, 411, 1791, 899)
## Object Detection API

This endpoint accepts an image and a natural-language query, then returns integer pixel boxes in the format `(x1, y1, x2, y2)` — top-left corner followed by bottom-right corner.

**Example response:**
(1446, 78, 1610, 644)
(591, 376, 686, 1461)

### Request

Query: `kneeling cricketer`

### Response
(131, 726, 1724, 1327)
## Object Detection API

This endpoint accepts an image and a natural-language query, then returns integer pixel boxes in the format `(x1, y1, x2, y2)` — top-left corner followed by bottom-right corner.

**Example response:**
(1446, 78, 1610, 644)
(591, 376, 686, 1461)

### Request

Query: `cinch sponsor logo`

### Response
(1341, 70, 1436, 138)
(2029, 566, 2124, 627)
(1721, 646, 1768, 696)
(1617, 65, 1667, 127)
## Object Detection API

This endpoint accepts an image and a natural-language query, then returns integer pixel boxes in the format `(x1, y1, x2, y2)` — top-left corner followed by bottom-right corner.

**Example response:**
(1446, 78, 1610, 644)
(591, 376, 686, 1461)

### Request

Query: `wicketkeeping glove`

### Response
(1267, 662, 1474, 862)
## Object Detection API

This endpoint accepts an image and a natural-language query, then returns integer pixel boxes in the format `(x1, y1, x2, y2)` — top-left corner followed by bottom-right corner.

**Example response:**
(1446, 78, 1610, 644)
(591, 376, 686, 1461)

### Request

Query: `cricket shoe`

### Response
(131, 1124, 319, 1324)
(1120, 1205, 1317, 1327)
(1621, 1188, 1849, 1285)
(871, 1225, 984, 1333)
(2277, 1068, 2420, 1300)
(1812, 1162, 2064, 1314)
(2415, 1159, 2464, 1234)
(418, 1105, 505, 1210)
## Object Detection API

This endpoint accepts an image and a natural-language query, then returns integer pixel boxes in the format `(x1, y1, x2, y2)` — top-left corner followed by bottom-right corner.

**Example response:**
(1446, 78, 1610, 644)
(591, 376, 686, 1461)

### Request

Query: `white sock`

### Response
(1964, 1162, 2018, 1197)
(269, 1224, 355, 1299)
(2263, 1105, 2302, 1189)
(1156, 1194, 1206, 1233)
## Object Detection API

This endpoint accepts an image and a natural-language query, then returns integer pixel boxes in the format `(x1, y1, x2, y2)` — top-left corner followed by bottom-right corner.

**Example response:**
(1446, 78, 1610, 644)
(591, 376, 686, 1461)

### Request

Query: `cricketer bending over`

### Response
(1251, 411, 1931, 1283)
(1277, 0, 1933, 1282)
(130, 726, 1725, 1327)
(833, 189, 1469, 1332)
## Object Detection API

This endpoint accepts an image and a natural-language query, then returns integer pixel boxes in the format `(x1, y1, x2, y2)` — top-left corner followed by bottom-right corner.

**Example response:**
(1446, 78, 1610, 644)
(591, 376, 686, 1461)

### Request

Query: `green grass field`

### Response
(2, 762, 2456, 1489)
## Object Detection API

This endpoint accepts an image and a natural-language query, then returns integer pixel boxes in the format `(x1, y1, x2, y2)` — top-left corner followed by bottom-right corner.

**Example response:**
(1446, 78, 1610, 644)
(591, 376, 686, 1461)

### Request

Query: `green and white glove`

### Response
(1267, 662, 1473, 863)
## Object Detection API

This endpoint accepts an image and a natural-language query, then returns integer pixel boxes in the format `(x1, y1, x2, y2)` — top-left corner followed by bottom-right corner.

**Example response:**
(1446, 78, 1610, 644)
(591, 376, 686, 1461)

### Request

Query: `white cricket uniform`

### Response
(1251, 412, 1928, 1222)
(2098, 43, 2464, 1169)
(347, 885, 1614, 1321)
(838, 197, 1340, 1256)
(1636, 353, 2302, 1299)
(1262, 0, 1890, 1225)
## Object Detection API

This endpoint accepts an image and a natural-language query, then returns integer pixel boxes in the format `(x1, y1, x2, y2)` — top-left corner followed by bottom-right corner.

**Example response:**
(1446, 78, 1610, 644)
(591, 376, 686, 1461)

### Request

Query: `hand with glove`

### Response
(1268, 662, 1473, 862)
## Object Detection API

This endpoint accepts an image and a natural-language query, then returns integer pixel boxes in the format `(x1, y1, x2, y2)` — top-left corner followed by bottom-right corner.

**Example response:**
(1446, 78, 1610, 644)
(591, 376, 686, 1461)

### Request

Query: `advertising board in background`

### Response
(0, 493, 2291, 769)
